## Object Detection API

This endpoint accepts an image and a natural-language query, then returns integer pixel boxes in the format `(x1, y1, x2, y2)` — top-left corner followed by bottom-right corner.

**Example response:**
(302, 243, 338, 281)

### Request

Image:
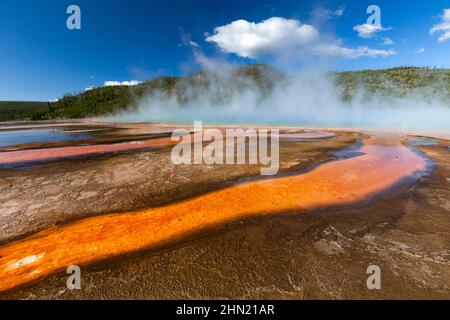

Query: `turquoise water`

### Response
(0, 129, 92, 147)
(407, 137, 439, 147)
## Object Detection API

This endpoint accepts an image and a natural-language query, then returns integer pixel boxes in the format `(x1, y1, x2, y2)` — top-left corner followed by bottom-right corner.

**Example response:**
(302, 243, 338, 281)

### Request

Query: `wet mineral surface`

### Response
(0, 122, 448, 299)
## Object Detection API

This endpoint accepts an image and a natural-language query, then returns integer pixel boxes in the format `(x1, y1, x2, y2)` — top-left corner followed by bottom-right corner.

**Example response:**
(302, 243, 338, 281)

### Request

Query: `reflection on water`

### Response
(0, 129, 92, 147)
(330, 144, 365, 160)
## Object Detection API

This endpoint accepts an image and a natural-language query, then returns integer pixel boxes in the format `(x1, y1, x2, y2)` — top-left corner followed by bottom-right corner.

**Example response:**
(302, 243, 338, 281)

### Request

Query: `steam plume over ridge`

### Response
(106, 64, 450, 131)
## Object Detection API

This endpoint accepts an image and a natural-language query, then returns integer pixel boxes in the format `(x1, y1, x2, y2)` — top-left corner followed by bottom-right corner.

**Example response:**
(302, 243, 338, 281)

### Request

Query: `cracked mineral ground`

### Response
(0, 122, 449, 299)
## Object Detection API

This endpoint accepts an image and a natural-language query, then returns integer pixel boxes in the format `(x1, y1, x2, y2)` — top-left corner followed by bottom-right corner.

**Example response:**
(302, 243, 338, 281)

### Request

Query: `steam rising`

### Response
(104, 15, 449, 132)
(106, 64, 450, 131)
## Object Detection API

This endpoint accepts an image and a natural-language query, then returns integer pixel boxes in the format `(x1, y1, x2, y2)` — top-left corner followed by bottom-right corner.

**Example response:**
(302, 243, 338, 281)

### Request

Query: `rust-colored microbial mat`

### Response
(0, 134, 427, 291)
(0, 137, 175, 166)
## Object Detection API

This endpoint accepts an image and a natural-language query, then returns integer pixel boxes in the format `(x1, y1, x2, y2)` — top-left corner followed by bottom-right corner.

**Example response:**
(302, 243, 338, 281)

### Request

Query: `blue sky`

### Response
(0, 0, 449, 101)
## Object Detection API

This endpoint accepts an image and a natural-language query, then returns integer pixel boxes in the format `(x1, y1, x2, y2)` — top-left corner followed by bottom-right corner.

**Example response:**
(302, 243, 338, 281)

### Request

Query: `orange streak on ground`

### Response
(0, 135, 427, 292)
(0, 137, 176, 165)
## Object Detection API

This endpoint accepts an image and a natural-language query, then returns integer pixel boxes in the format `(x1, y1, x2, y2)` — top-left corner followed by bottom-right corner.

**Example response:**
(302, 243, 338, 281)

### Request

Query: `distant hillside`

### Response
(0, 101, 49, 122)
(334, 67, 450, 102)
(28, 64, 283, 121)
(2, 65, 449, 122)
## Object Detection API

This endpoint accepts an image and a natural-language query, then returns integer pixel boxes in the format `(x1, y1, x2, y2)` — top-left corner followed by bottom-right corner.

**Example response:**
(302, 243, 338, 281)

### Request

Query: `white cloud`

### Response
(312, 6, 345, 19)
(179, 31, 201, 49)
(416, 48, 426, 54)
(179, 31, 201, 48)
(206, 17, 396, 60)
(314, 44, 396, 59)
(189, 41, 200, 48)
(430, 9, 450, 42)
(381, 37, 394, 45)
(206, 17, 320, 59)
(333, 6, 346, 17)
(85, 81, 142, 91)
(353, 23, 390, 39)
(103, 80, 142, 87)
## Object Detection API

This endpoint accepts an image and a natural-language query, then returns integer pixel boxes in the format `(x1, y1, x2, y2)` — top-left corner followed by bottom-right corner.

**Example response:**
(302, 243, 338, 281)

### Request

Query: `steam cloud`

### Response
(105, 15, 449, 132)
(106, 63, 450, 131)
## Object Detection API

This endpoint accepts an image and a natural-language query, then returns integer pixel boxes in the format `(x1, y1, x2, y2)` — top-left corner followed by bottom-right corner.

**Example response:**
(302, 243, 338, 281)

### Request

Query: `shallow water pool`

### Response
(0, 128, 92, 147)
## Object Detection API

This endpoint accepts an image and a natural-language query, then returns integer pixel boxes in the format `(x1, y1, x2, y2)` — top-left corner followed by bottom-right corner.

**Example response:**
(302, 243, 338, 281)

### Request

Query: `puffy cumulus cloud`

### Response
(430, 9, 450, 42)
(353, 23, 390, 39)
(314, 44, 396, 59)
(84, 81, 142, 92)
(205, 17, 320, 59)
(206, 17, 396, 61)
(103, 80, 142, 87)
